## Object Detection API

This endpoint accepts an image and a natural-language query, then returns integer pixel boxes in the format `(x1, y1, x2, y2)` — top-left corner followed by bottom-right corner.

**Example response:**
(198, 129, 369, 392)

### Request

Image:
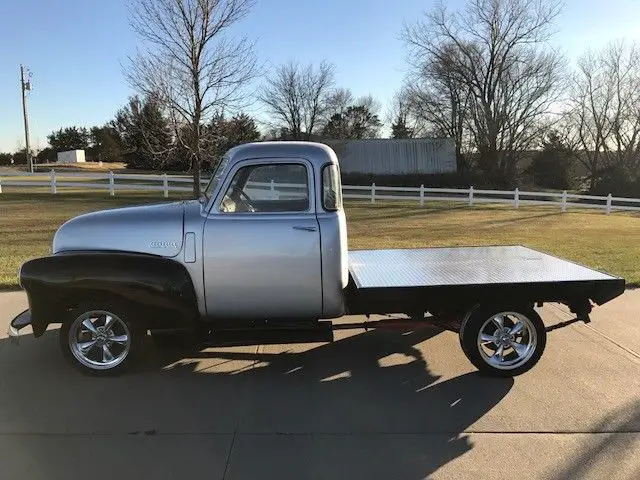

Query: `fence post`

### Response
(163, 173, 169, 198)
(468, 186, 474, 206)
(109, 171, 115, 196)
(0, 177, 2, 194)
(371, 183, 376, 204)
(270, 179, 275, 194)
(561, 190, 567, 212)
(50, 169, 57, 195)
(419, 184, 424, 207)
(514, 188, 520, 209)
(606, 194, 612, 214)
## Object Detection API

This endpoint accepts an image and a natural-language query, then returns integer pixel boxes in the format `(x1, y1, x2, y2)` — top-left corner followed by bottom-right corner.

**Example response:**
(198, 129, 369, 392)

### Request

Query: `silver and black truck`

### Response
(10, 142, 625, 376)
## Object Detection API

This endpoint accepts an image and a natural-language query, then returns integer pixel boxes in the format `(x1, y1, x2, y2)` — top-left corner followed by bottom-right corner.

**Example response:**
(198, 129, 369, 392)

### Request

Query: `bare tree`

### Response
(602, 42, 640, 177)
(387, 88, 436, 139)
(570, 51, 616, 190)
(386, 91, 414, 139)
(401, 43, 473, 158)
(321, 101, 382, 139)
(355, 94, 382, 118)
(404, 0, 564, 185)
(325, 88, 354, 118)
(319, 90, 383, 139)
(126, 0, 257, 196)
(259, 61, 335, 140)
(570, 41, 640, 190)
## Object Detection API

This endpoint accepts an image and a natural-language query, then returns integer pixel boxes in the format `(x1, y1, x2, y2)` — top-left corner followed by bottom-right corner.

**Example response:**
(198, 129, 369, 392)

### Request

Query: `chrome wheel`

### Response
(476, 311, 537, 370)
(68, 310, 131, 370)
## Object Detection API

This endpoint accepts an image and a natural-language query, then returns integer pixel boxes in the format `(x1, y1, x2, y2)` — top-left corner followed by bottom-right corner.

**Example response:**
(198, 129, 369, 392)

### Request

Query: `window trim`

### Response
(321, 163, 342, 212)
(211, 158, 314, 216)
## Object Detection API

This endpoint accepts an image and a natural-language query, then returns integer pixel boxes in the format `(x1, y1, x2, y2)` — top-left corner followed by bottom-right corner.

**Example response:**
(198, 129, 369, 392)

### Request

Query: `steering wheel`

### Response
(230, 188, 256, 213)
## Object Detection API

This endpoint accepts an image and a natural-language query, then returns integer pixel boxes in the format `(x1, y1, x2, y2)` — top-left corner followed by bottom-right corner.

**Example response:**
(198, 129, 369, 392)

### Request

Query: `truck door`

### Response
(202, 159, 322, 320)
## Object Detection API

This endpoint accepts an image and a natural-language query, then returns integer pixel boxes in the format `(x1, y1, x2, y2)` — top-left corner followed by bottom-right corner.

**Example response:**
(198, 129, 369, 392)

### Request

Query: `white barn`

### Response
(57, 150, 86, 164)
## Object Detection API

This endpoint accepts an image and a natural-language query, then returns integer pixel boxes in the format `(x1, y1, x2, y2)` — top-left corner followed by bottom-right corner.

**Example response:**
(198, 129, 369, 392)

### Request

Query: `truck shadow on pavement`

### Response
(0, 324, 513, 479)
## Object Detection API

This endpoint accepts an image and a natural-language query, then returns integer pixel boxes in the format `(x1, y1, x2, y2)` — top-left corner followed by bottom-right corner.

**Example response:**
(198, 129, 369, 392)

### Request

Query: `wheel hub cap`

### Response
(477, 312, 538, 370)
(68, 310, 131, 370)
(494, 327, 514, 347)
(95, 327, 108, 343)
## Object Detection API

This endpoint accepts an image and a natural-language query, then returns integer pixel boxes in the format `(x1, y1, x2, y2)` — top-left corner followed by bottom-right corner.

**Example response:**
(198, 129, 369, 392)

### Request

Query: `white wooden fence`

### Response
(1, 170, 640, 214)
(341, 184, 640, 214)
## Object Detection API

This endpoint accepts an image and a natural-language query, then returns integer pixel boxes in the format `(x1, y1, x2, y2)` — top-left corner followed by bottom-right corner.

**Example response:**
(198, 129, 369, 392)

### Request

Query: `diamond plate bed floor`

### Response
(348, 246, 618, 289)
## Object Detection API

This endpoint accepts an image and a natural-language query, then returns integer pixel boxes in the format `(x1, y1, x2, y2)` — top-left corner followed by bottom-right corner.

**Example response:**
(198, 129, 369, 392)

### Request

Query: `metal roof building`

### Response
(322, 138, 456, 175)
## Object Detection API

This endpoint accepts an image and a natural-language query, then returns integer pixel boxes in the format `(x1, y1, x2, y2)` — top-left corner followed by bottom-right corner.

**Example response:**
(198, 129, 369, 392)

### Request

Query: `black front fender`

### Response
(20, 251, 200, 337)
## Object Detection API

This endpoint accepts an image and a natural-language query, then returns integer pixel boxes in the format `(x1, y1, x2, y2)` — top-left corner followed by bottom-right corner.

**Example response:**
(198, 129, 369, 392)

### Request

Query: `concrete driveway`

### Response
(0, 290, 638, 479)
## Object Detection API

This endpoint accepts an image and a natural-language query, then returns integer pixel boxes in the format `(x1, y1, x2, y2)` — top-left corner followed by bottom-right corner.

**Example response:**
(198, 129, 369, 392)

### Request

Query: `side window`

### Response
(220, 163, 309, 213)
(322, 164, 342, 211)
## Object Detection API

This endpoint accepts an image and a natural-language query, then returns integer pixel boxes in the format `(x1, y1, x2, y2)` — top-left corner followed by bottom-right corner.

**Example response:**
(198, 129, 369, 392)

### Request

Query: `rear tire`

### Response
(60, 301, 141, 376)
(459, 306, 546, 377)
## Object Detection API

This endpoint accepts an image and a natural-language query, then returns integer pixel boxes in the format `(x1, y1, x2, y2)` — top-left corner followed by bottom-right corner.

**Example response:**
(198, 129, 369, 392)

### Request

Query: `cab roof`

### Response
(225, 141, 339, 169)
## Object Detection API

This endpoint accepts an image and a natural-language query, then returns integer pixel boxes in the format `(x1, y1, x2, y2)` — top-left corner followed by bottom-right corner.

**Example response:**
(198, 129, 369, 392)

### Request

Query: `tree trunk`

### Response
(589, 169, 596, 192)
(192, 154, 201, 197)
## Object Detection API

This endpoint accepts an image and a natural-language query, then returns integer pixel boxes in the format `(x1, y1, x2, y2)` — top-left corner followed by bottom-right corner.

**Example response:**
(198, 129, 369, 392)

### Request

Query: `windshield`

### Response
(201, 154, 231, 203)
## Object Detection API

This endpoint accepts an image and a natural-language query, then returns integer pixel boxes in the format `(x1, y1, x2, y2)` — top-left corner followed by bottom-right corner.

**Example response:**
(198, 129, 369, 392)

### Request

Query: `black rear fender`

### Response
(20, 252, 200, 337)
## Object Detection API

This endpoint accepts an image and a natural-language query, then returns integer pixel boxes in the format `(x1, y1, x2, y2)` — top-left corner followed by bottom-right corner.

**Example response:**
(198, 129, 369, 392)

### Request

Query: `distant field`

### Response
(5, 162, 129, 173)
(1, 192, 639, 288)
(40, 161, 128, 171)
(11, 162, 194, 175)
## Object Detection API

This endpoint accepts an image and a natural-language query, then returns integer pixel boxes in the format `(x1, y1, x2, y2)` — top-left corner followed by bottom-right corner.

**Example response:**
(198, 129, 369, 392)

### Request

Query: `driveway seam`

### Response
(583, 324, 640, 360)
(548, 302, 640, 361)
(220, 343, 264, 479)
(222, 431, 237, 480)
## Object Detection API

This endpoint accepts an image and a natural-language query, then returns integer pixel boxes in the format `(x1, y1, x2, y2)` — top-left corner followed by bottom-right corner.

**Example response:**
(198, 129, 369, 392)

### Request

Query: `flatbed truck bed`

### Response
(345, 246, 624, 319)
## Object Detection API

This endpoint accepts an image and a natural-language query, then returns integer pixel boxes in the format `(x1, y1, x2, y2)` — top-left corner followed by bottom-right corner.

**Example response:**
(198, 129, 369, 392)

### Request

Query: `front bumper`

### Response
(8, 309, 32, 345)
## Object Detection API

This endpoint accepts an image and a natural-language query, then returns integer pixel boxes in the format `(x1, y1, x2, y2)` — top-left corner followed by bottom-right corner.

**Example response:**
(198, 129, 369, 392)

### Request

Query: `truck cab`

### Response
(195, 142, 349, 321)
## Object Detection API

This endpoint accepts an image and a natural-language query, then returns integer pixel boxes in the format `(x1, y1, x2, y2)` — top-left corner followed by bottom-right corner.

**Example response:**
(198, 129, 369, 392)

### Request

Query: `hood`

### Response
(52, 201, 193, 257)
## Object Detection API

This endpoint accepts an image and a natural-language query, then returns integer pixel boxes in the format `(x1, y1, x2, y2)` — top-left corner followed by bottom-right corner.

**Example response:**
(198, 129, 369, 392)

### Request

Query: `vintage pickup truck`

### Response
(9, 142, 625, 376)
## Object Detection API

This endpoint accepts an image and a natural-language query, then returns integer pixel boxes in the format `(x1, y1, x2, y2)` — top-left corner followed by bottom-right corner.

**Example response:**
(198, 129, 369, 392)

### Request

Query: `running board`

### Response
(202, 315, 459, 347)
(332, 317, 460, 332)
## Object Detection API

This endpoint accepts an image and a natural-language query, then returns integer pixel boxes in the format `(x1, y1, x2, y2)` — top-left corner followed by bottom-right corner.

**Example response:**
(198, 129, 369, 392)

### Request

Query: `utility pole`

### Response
(20, 65, 33, 173)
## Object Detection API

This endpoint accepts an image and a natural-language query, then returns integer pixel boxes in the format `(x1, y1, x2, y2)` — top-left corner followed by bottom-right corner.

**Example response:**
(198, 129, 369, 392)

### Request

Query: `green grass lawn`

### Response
(1, 192, 639, 288)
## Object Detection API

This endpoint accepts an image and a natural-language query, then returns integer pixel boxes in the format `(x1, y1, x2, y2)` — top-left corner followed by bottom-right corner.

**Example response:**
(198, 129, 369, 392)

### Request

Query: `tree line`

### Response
(3, 0, 640, 197)
(0, 98, 261, 172)
(395, 0, 640, 194)
(0, 83, 382, 172)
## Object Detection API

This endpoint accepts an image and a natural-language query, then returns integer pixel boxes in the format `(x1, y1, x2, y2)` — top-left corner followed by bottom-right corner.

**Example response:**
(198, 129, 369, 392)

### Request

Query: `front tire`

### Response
(60, 302, 141, 375)
(459, 306, 546, 377)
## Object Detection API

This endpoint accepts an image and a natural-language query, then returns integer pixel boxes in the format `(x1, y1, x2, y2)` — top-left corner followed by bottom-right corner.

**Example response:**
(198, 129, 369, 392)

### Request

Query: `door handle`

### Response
(292, 226, 317, 232)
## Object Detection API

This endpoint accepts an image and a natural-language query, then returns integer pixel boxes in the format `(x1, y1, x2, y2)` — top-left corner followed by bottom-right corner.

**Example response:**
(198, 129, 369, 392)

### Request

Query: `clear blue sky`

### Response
(1, 0, 639, 152)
